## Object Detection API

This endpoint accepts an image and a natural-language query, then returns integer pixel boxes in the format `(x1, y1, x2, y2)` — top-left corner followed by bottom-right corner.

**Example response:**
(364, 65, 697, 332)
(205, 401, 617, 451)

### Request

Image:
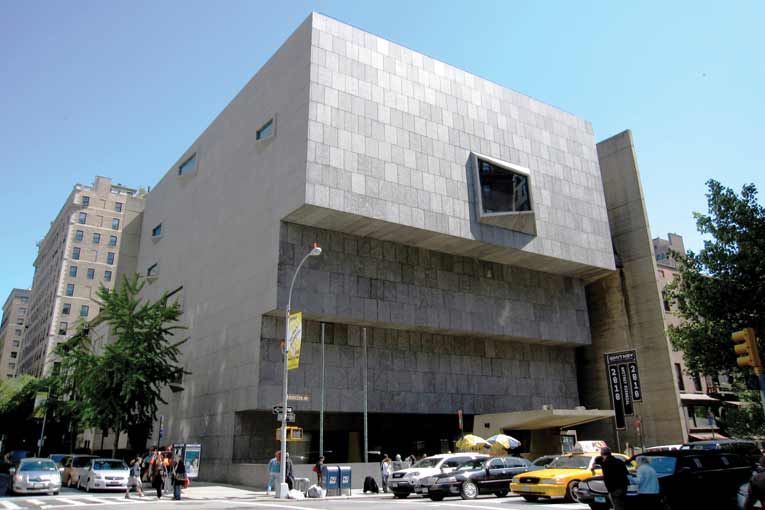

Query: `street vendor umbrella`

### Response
(455, 434, 489, 450)
(486, 434, 521, 450)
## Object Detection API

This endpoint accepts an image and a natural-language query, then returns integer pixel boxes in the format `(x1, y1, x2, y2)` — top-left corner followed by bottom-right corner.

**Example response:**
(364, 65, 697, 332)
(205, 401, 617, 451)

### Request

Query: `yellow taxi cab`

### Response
(510, 452, 631, 502)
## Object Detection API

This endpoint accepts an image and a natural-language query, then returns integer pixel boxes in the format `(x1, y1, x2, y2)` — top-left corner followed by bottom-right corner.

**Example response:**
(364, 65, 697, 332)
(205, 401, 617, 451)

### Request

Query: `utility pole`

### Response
(319, 322, 325, 458)
(363, 327, 368, 464)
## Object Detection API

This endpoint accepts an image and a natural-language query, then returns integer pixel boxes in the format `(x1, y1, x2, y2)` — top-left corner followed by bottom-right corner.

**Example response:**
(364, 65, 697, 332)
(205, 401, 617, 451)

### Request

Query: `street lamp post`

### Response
(278, 242, 322, 499)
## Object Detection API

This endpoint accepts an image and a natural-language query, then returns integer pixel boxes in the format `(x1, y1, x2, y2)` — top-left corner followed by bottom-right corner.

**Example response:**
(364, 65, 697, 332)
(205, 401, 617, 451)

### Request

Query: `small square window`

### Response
(10, 352, 17, 359)
(178, 154, 197, 176)
(62, 303, 71, 315)
(256, 118, 274, 140)
(107, 252, 115, 265)
(104, 270, 112, 282)
(75, 230, 84, 241)
(92, 232, 101, 244)
(112, 218, 120, 230)
(152, 224, 162, 237)
(66, 284, 75, 296)
(87, 268, 95, 280)
(69, 265, 78, 277)
(109, 235, 118, 247)
(14, 329, 22, 336)
(58, 322, 68, 335)
(80, 305, 89, 317)
(115, 202, 123, 212)
(72, 247, 81, 260)
(15, 318, 23, 325)
(82, 196, 90, 206)
(78, 212, 87, 224)
(12, 340, 19, 348)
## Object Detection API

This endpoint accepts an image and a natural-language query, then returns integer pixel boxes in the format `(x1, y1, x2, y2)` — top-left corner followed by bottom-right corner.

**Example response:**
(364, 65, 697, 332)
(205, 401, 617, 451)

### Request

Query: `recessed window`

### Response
(69, 265, 78, 277)
(10, 352, 16, 359)
(104, 270, 112, 282)
(66, 284, 75, 296)
(87, 268, 95, 280)
(152, 224, 162, 237)
(78, 212, 87, 224)
(80, 305, 89, 317)
(12, 340, 19, 347)
(107, 252, 115, 265)
(92, 232, 101, 244)
(75, 230, 84, 241)
(675, 363, 685, 391)
(82, 196, 90, 206)
(72, 247, 80, 260)
(112, 218, 120, 230)
(109, 235, 118, 247)
(62, 303, 71, 315)
(14, 329, 22, 336)
(115, 202, 123, 213)
(58, 322, 68, 335)
(147, 263, 159, 277)
(477, 158, 531, 213)
(256, 118, 274, 141)
(16, 318, 23, 325)
(178, 154, 197, 176)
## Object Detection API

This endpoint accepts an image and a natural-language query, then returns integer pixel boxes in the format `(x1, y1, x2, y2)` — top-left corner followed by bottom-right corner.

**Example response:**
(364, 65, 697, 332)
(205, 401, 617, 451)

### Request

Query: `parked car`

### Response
(389, 453, 488, 499)
(681, 439, 761, 466)
(645, 444, 681, 452)
(528, 455, 559, 471)
(3, 450, 31, 464)
(77, 458, 130, 492)
(8, 458, 62, 495)
(510, 452, 631, 502)
(49, 454, 69, 465)
(420, 455, 532, 501)
(575, 450, 752, 510)
(62, 454, 97, 487)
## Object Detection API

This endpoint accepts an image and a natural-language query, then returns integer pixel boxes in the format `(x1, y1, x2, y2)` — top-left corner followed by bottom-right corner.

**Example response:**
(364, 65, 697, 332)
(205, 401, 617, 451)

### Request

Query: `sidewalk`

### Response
(184, 482, 396, 500)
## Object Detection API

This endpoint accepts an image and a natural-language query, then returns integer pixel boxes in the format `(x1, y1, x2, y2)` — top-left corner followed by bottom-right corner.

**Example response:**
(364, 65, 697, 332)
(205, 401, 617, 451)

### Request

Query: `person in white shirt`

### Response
(636, 456, 660, 509)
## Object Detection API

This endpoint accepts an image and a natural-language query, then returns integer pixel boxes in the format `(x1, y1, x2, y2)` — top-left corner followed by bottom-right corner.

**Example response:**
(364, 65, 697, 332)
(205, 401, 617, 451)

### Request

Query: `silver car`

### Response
(78, 458, 130, 492)
(9, 458, 62, 495)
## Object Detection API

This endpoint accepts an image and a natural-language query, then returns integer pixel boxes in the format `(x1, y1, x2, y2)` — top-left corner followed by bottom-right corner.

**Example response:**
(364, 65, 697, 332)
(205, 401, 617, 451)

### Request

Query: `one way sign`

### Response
(273, 406, 293, 415)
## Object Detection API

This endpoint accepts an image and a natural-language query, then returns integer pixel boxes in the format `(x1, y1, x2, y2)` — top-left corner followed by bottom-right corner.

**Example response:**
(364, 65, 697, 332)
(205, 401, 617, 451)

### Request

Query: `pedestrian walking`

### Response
(125, 456, 144, 499)
(405, 454, 417, 467)
(636, 456, 660, 509)
(380, 454, 392, 493)
(313, 455, 325, 486)
(285, 452, 295, 490)
(172, 455, 187, 500)
(266, 451, 281, 495)
(592, 447, 629, 510)
(151, 453, 167, 499)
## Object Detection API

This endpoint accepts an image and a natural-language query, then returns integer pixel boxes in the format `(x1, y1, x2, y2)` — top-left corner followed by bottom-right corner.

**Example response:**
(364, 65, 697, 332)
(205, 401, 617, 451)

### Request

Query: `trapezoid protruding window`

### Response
(471, 152, 537, 235)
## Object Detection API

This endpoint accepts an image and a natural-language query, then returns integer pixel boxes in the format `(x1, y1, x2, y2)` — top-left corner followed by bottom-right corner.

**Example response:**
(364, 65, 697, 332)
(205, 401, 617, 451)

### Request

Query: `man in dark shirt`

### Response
(592, 447, 629, 510)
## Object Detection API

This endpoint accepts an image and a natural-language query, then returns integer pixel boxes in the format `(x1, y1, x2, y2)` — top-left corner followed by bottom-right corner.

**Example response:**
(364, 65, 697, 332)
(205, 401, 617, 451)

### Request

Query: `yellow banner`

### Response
(33, 391, 48, 419)
(287, 312, 302, 370)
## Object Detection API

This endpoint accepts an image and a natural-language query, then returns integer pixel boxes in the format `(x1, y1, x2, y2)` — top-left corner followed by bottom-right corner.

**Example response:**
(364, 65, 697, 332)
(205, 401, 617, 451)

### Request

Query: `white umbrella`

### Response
(486, 434, 521, 450)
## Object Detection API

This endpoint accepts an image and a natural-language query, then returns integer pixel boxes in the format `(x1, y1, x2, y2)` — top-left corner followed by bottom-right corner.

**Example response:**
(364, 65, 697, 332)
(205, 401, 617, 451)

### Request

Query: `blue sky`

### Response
(1, 1, 763, 300)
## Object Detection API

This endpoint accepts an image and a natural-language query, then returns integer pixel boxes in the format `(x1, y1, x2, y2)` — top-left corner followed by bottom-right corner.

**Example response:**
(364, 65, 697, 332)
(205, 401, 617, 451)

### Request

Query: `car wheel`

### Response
(522, 495, 539, 502)
(565, 480, 580, 502)
(393, 493, 408, 499)
(428, 494, 445, 501)
(460, 480, 478, 500)
(494, 489, 508, 497)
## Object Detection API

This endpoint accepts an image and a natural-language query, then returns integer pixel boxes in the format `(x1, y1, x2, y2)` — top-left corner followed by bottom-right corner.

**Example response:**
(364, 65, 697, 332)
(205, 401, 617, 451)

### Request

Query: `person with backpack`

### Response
(172, 455, 187, 500)
(125, 456, 144, 499)
(313, 456, 325, 486)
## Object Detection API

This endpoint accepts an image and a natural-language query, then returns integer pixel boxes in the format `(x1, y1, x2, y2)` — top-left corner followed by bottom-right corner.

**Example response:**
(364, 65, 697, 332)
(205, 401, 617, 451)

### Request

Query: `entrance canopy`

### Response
(474, 408, 614, 436)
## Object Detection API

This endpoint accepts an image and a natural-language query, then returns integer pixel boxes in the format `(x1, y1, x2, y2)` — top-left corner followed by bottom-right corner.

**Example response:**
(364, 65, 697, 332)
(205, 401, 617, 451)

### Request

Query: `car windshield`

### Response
(20, 460, 58, 472)
(50, 454, 67, 463)
(93, 460, 128, 470)
(457, 459, 485, 471)
(640, 456, 677, 476)
(72, 457, 93, 468)
(533, 456, 554, 466)
(412, 458, 442, 468)
(547, 456, 592, 469)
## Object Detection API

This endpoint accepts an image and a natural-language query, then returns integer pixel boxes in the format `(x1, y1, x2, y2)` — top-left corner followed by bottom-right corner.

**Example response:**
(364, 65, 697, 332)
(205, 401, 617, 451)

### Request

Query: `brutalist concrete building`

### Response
(135, 13, 684, 482)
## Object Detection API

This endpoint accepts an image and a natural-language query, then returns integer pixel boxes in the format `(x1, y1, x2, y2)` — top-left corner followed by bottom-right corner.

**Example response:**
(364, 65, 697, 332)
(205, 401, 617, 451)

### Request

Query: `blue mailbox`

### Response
(338, 465, 352, 496)
(323, 465, 340, 496)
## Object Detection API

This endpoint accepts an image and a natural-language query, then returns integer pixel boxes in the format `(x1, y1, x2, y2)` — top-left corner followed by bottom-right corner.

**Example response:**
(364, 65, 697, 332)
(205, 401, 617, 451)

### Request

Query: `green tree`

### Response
(667, 179, 765, 377)
(0, 375, 42, 452)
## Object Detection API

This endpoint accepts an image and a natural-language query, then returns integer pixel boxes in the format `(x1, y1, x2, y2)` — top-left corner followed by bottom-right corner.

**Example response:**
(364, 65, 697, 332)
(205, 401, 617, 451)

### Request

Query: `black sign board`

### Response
(606, 363, 626, 429)
(604, 350, 643, 430)
(619, 364, 634, 416)
(628, 362, 642, 401)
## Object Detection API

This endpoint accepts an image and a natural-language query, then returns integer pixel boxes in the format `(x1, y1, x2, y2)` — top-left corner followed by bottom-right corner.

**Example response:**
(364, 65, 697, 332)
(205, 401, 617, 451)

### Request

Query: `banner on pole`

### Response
(33, 392, 48, 419)
(287, 312, 303, 370)
(604, 350, 643, 430)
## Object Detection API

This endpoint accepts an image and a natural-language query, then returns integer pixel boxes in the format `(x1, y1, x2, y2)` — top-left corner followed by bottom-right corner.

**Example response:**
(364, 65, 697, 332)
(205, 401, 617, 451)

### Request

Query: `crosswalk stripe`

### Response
(51, 498, 80, 505)
(0, 501, 22, 509)
(24, 500, 46, 507)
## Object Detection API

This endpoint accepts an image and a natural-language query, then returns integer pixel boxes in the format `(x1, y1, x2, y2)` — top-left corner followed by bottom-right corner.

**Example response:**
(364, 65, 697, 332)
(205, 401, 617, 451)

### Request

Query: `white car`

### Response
(389, 453, 489, 499)
(9, 458, 62, 495)
(78, 458, 130, 492)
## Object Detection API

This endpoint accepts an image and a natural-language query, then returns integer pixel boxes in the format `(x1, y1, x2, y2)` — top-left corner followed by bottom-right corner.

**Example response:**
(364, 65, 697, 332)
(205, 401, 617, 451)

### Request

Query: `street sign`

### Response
(605, 350, 644, 431)
(273, 406, 293, 415)
(277, 412, 296, 423)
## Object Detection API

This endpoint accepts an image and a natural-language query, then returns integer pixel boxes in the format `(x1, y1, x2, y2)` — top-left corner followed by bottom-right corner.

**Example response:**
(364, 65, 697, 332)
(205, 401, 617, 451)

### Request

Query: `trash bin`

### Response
(323, 465, 340, 496)
(294, 477, 310, 493)
(338, 465, 352, 496)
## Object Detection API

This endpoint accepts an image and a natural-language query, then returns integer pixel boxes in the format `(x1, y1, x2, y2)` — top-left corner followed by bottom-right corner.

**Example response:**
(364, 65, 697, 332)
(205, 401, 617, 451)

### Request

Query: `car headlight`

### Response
(442, 476, 458, 483)
(407, 472, 419, 478)
(94, 474, 104, 480)
(14, 475, 23, 482)
(541, 478, 563, 485)
(511, 478, 520, 484)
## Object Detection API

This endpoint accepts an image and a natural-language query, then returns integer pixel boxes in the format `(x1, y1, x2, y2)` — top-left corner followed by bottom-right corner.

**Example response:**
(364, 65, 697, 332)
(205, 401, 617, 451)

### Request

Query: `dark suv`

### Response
(680, 439, 761, 467)
(424, 456, 532, 501)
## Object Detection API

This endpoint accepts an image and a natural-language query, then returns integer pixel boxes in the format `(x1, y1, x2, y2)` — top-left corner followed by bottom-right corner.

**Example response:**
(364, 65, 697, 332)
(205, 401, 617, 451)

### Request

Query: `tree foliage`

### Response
(667, 180, 765, 377)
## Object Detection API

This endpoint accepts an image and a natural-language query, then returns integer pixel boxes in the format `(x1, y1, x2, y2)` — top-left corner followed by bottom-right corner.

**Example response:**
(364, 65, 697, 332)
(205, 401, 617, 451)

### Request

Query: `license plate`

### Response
(420, 487, 428, 493)
(30, 482, 42, 488)
(390, 482, 398, 488)
(595, 496, 607, 503)
(108, 482, 121, 486)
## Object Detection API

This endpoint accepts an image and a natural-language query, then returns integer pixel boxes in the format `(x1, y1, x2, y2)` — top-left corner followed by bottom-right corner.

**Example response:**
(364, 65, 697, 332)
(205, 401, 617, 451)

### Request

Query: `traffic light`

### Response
(732, 328, 761, 371)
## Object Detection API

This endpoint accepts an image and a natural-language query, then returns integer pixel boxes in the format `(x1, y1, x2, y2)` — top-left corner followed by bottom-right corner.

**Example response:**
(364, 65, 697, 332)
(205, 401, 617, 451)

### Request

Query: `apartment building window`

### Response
(112, 218, 120, 230)
(256, 118, 274, 140)
(107, 252, 115, 265)
(147, 263, 159, 277)
(12, 340, 19, 348)
(69, 265, 78, 277)
(66, 284, 75, 297)
(109, 235, 118, 247)
(62, 303, 71, 315)
(75, 230, 84, 241)
(10, 352, 16, 359)
(675, 363, 685, 391)
(78, 212, 87, 224)
(8, 363, 15, 371)
(72, 247, 80, 260)
(152, 224, 162, 237)
(104, 270, 112, 282)
(18, 307, 26, 315)
(15, 319, 22, 325)
(693, 374, 703, 392)
(14, 329, 21, 336)
(93, 232, 101, 244)
(178, 154, 197, 176)
(19, 296, 28, 302)
(82, 196, 90, 206)
(80, 305, 89, 317)
(87, 268, 95, 280)
(115, 202, 123, 212)
(58, 322, 68, 335)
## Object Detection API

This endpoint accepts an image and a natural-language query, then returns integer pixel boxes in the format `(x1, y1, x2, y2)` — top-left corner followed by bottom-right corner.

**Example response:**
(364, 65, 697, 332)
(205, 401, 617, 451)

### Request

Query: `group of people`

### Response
(125, 450, 187, 500)
(266, 451, 295, 495)
(594, 447, 659, 510)
(380, 453, 418, 492)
